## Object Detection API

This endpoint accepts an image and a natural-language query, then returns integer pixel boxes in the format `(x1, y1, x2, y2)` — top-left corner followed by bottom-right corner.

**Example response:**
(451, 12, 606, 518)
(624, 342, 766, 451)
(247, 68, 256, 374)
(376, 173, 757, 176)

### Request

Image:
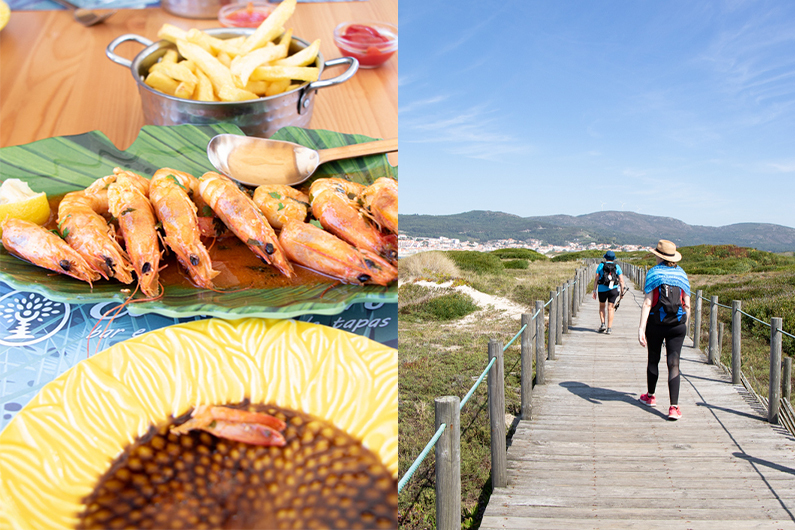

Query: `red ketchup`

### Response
(337, 24, 396, 67)
(219, 3, 271, 28)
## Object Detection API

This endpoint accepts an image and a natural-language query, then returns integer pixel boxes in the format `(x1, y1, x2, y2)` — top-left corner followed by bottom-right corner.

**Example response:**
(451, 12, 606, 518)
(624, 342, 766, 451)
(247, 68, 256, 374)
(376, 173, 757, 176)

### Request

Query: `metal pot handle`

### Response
(298, 56, 359, 115)
(106, 34, 154, 68)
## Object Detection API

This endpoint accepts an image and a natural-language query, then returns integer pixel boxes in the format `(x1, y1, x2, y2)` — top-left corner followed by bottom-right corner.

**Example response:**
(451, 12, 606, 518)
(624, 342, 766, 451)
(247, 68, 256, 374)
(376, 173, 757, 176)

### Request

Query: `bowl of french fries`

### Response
(105, 0, 357, 138)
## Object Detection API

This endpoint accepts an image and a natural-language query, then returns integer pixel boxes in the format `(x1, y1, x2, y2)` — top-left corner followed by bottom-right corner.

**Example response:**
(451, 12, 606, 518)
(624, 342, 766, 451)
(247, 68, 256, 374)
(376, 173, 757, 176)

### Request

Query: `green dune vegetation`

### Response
(398, 244, 795, 530)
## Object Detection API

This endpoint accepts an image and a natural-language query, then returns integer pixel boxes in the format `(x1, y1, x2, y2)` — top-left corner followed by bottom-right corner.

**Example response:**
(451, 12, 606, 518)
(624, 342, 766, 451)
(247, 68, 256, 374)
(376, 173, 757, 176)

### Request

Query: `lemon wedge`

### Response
(0, 179, 51, 236)
(0, 0, 9, 32)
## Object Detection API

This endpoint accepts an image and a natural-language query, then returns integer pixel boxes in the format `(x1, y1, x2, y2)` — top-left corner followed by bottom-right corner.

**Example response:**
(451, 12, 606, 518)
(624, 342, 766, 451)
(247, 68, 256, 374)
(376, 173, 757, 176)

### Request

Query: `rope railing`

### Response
(740, 310, 771, 327)
(397, 423, 446, 493)
(459, 358, 496, 411)
(398, 262, 598, 530)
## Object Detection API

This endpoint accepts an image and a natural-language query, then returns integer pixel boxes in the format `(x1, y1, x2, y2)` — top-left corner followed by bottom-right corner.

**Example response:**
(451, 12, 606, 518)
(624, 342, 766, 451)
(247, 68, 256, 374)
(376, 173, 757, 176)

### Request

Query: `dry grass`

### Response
(399, 251, 461, 282)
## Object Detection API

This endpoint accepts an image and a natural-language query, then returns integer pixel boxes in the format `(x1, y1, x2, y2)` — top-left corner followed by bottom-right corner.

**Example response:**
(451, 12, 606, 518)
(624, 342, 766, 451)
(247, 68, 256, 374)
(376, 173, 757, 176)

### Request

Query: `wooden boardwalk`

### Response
(482, 285, 795, 530)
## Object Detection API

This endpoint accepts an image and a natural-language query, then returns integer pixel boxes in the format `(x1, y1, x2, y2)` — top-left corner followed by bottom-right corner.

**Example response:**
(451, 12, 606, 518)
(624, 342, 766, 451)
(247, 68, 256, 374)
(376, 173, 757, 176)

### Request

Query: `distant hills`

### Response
(399, 211, 795, 253)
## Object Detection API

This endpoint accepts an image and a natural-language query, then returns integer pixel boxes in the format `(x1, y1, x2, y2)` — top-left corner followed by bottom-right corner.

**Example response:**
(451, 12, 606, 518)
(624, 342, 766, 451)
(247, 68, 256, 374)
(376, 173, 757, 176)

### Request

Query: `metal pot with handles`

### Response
(106, 28, 358, 138)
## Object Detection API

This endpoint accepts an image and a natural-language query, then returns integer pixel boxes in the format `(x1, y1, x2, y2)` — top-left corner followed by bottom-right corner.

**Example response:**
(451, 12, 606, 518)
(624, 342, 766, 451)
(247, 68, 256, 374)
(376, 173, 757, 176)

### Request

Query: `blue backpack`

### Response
(651, 285, 686, 325)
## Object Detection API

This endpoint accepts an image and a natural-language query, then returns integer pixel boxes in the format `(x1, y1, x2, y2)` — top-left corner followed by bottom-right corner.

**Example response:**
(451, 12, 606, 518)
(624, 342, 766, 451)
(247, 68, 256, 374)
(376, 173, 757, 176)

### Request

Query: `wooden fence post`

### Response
(488, 339, 507, 488)
(435, 396, 460, 530)
(732, 300, 742, 385)
(562, 283, 569, 335)
(694, 290, 703, 349)
(571, 275, 579, 318)
(783, 357, 792, 403)
(567, 279, 573, 329)
(535, 301, 545, 385)
(520, 313, 532, 419)
(769, 318, 783, 424)
(548, 291, 557, 360)
(708, 296, 718, 364)
(555, 286, 563, 345)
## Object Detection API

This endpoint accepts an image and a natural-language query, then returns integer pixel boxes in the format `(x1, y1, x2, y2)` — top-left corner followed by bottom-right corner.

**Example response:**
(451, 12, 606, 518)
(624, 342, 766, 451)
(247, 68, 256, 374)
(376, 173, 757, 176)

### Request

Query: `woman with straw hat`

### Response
(638, 240, 691, 420)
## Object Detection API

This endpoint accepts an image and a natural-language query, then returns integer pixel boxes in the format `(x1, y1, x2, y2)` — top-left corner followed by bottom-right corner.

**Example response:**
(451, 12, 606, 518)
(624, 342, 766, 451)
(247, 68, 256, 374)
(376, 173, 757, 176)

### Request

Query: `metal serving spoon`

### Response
(50, 0, 116, 27)
(207, 134, 398, 187)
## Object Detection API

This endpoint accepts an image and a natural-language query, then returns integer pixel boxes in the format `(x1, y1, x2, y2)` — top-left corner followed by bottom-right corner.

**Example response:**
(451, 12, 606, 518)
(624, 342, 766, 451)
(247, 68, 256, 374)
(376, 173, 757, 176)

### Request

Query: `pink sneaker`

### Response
(639, 393, 656, 407)
(668, 406, 682, 420)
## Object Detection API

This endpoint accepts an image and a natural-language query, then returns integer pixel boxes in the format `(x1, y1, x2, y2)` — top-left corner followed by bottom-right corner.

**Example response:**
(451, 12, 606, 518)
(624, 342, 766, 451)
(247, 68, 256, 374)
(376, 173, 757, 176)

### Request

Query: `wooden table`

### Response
(0, 1, 397, 164)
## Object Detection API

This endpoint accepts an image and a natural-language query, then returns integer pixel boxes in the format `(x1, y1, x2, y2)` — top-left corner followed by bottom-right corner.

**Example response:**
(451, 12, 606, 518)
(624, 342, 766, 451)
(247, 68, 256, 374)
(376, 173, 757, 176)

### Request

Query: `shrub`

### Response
(399, 251, 461, 281)
(503, 259, 529, 270)
(400, 292, 480, 321)
(446, 251, 504, 275)
(491, 248, 547, 261)
(397, 283, 436, 309)
(551, 250, 606, 262)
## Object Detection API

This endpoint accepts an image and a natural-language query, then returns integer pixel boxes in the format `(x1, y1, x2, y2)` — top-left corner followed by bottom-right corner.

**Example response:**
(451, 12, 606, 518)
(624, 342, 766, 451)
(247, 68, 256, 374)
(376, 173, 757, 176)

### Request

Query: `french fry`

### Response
(160, 49, 179, 65)
(186, 28, 243, 57)
(185, 28, 214, 54)
(144, 71, 179, 96)
(237, 0, 296, 55)
(231, 42, 287, 86)
(216, 51, 233, 68)
(250, 65, 320, 83)
(176, 39, 258, 102)
(150, 60, 198, 86)
(157, 23, 188, 44)
(174, 81, 196, 100)
(244, 80, 270, 96)
(274, 39, 319, 67)
(264, 79, 290, 97)
(194, 69, 216, 101)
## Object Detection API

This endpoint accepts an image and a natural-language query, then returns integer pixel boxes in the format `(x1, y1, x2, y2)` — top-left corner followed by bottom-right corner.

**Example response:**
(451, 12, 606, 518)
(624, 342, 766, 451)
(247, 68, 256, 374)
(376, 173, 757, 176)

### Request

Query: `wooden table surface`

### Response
(0, 1, 397, 164)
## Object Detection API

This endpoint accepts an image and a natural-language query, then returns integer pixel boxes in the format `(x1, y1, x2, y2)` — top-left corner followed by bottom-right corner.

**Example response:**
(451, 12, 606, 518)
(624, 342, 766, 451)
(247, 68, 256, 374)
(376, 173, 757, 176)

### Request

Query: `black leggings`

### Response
(645, 322, 687, 405)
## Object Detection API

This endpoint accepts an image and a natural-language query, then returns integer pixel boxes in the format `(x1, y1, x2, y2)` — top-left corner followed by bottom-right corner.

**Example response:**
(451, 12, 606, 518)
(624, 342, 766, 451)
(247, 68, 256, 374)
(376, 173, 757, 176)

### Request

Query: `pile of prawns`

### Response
(0, 168, 398, 296)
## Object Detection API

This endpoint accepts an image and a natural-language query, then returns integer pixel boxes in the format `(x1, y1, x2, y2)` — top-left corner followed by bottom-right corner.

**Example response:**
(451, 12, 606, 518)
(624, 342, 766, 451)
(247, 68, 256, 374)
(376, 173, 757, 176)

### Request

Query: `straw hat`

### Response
(650, 239, 682, 262)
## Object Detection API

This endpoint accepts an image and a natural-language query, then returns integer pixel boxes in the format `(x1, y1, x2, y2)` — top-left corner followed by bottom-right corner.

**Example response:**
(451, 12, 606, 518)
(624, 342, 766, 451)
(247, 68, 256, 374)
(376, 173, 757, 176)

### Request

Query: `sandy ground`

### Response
(412, 280, 530, 322)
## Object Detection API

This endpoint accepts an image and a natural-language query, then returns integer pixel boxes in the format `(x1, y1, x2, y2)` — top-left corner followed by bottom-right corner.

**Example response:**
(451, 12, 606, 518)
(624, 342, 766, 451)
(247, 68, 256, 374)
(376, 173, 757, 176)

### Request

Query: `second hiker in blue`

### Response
(592, 250, 625, 334)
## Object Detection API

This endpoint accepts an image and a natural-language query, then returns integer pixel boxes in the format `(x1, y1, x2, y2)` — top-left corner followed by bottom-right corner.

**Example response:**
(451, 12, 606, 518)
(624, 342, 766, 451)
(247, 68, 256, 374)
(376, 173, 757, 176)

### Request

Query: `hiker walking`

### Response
(592, 250, 625, 334)
(638, 240, 691, 421)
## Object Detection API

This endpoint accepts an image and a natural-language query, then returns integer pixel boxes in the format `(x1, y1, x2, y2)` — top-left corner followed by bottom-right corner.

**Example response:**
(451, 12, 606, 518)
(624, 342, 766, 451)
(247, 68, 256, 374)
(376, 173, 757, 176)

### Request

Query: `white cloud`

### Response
(401, 103, 534, 162)
(766, 161, 795, 173)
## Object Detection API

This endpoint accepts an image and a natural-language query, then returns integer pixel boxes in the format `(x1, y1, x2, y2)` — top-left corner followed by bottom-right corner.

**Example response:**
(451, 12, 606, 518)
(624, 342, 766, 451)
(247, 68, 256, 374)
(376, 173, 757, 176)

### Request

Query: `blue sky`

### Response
(399, 0, 795, 228)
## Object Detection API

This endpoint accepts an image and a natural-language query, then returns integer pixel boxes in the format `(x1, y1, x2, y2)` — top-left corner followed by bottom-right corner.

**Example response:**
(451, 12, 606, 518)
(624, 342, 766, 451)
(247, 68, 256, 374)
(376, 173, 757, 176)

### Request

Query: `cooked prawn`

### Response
(279, 221, 397, 286)
(149, 168, 219, 289)
(1, 218, 101, 285)
(108, 171, 161, 297)
(359, 177, 397, 234)
(199, 172, 294, 278)
(252, 184, 310, 230)
(58, 188, 134, 284)
(171, 405, 287, 446)
(309, 178, 397, 263)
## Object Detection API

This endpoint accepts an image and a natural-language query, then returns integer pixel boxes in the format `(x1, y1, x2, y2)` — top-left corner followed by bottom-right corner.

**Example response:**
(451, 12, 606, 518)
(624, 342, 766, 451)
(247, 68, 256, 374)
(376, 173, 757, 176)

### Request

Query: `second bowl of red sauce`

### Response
(218, 1, 276, 28)
(333, 21, 397, 68)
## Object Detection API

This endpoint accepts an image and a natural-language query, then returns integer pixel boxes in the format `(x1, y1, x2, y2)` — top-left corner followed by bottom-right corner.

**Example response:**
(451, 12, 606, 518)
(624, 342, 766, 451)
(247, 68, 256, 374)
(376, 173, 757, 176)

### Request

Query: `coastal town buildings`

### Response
(398, 235, 650, 257)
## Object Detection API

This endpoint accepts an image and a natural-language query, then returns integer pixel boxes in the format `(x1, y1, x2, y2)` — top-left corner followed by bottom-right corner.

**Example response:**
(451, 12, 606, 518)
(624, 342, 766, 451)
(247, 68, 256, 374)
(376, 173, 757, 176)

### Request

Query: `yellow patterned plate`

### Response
(0, 318, 397, 529)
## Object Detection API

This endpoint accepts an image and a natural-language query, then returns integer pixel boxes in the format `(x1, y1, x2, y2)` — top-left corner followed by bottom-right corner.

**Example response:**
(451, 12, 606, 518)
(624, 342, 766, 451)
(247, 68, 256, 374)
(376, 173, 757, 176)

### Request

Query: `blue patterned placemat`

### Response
(0, 280, 395, 431)
(10, 0, 360, 11)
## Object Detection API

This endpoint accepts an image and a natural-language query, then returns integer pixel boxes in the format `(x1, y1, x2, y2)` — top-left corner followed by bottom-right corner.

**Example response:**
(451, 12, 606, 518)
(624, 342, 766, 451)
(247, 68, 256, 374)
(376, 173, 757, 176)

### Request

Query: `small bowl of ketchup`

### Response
(218, 1, 276, 28)
(333, 21, 397, 69)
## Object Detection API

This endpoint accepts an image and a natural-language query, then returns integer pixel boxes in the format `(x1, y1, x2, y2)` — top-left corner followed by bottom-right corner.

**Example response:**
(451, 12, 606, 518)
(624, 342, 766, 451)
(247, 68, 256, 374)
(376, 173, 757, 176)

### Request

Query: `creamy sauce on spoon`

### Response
(226, 142, 319, 186)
